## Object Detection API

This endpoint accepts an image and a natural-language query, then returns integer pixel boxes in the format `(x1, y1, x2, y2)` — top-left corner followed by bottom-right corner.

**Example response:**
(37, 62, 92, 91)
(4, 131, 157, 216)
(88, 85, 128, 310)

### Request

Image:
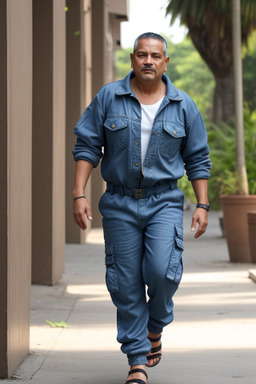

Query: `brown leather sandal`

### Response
(146, 335, 162, 368)
(125, 368, 148, 384)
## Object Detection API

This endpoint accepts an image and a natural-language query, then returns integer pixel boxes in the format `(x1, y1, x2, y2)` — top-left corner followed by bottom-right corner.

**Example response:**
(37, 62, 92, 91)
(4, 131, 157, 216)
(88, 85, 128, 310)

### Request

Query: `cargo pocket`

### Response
(166, 224, 184, 284)
(105, 244, 119, 293)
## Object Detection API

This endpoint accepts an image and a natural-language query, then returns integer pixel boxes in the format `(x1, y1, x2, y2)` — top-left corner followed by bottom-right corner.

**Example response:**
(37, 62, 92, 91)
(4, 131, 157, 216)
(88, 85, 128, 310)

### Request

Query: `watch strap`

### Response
(196, 203, 210, 211)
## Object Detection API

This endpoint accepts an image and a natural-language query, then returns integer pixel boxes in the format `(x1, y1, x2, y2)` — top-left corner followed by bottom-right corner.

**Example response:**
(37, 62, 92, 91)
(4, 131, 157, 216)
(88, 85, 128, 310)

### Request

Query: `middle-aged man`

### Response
(72, 32, 211, 384)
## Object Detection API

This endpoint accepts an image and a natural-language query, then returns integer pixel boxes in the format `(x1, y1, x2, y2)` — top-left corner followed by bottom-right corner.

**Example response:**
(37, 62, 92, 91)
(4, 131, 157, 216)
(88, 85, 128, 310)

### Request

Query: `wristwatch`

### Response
(196, 203, 210, 212)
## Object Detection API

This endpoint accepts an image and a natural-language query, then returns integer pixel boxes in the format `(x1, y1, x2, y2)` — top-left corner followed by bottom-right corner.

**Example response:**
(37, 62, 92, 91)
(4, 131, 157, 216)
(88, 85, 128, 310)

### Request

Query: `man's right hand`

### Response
(73, 198, 92, 231)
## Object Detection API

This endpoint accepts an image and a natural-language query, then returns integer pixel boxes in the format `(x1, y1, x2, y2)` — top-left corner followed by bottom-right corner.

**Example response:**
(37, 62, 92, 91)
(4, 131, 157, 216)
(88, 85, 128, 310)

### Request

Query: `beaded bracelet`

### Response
(73, 195, 86, 201)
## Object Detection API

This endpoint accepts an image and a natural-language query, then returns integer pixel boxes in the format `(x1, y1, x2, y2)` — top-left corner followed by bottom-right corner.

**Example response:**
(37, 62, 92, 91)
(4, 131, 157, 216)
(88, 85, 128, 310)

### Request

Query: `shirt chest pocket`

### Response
(160, 122, 186, 156)
(104, 118, 128, 149)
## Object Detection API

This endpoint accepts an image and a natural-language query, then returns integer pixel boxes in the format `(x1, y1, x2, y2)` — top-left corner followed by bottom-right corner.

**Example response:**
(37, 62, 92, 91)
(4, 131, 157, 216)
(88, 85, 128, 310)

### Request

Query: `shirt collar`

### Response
(115, 71, 183, 101)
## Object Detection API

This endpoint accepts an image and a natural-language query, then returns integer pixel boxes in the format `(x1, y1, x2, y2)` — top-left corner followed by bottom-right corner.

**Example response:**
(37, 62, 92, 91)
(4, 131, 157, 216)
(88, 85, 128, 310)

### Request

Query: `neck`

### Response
(131, 77, 162, 94)
(131, 77, 165, 105)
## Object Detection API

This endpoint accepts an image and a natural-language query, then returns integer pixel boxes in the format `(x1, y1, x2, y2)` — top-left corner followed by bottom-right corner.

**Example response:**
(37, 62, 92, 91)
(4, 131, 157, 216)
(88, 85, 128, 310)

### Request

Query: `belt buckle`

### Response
(136, 189, 143, 199)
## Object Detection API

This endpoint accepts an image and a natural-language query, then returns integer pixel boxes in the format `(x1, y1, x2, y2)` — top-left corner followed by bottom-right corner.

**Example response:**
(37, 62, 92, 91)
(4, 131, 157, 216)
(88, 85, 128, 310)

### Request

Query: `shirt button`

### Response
(135, 162, 139, 167)
(135, 142, 139, 146)
(153, 131, 157, 135)
(173, 130, 177, 135)
(112, 124, 116, 128)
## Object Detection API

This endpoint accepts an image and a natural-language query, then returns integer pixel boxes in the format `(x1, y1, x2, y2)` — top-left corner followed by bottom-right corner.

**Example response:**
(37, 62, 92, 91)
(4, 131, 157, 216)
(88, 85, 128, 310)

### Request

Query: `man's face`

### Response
(130, 38, 169, 83)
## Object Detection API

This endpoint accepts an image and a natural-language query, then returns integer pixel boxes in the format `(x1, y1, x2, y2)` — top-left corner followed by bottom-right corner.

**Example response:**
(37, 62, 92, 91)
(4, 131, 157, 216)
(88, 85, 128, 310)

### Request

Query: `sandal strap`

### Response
(151, 343, 162, 354)
(128, 369, 148, 379)
(126, 380, 146, 384)
(147, 352, 162, 361)
(148, 335, 161, 342)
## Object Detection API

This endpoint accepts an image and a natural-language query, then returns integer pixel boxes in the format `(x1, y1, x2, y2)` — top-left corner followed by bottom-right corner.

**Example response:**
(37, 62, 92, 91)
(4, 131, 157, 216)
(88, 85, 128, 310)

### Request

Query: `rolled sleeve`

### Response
(181, 111, 212, 181)
(72, 94, 104, 167)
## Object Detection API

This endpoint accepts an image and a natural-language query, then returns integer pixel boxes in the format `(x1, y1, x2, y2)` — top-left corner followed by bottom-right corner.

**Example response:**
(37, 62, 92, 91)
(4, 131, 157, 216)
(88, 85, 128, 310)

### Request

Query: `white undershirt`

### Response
(141, 97, 164, 167)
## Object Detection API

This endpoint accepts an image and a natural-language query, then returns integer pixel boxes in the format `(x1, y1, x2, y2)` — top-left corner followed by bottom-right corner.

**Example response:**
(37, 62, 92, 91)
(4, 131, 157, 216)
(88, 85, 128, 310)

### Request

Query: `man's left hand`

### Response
(191, 208, 208, 239)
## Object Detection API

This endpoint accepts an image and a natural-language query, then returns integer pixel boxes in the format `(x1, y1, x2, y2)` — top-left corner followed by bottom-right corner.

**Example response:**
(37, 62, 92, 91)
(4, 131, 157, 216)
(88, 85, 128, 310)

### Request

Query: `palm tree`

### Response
(166, 0, 256, 124)
(232, 0, 248, 194)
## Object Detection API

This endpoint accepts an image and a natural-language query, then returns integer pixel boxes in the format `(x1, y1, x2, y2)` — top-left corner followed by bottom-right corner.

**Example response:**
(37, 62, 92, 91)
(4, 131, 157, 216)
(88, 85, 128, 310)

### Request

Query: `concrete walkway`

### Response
(4, 211, 256, 384)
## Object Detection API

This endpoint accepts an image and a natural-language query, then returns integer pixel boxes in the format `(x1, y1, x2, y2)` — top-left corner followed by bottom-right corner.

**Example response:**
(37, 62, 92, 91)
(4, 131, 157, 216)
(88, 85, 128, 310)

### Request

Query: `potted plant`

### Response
(207, 116, 256, 262)
(219, 1, 256, 263)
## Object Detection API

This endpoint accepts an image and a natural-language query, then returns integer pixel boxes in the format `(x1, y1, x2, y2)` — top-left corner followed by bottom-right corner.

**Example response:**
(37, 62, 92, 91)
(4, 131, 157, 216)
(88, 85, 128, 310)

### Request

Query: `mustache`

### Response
(141, 66, 156, 72)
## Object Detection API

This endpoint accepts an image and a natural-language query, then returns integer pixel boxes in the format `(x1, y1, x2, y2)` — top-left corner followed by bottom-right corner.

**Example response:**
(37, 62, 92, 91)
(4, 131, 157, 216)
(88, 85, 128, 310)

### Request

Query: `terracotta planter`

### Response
(220, 195, 256, 263)
(247, 211, 256, 263)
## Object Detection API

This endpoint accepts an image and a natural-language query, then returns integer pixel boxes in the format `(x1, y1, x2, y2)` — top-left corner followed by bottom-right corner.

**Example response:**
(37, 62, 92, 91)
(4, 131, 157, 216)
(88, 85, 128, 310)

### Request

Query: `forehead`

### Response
(135, 38, 165, 54)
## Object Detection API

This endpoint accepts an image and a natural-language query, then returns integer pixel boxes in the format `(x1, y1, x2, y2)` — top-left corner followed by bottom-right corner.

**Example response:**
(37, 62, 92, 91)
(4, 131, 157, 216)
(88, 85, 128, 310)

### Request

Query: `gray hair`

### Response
(133, 32, 168, 57)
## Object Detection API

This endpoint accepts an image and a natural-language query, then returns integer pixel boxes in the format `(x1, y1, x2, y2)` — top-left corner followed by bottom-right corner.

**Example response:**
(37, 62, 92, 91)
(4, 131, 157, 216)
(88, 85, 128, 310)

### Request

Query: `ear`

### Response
(164, 56, 170, 71)
(130, 53, 134, 68)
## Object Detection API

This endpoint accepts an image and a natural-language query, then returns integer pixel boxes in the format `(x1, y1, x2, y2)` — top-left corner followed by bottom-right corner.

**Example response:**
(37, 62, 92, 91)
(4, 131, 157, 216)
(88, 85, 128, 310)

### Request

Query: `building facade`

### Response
(0, 0, 128, 378)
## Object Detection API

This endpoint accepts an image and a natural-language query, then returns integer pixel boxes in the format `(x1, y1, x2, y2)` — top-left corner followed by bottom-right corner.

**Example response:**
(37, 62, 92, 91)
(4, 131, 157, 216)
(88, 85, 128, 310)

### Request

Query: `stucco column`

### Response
(0, 0, 32, 378)
(90, 0, 128, 228)
(66, 0, 92, 243)
(32, 0, 66, 284)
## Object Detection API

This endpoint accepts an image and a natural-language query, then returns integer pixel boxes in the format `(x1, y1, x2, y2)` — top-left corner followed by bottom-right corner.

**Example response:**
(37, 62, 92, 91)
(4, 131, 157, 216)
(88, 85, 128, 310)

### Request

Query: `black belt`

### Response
(106, 181, 177, 199)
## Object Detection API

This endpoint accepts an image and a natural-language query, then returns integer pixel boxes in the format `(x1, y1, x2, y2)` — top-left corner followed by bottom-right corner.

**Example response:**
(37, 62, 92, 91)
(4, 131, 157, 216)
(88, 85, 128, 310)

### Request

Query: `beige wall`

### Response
(0, 0, 8, 374)
(52, 0, 66, 279)
(0, 0, 32, 378)
(109, 0, 129, 16)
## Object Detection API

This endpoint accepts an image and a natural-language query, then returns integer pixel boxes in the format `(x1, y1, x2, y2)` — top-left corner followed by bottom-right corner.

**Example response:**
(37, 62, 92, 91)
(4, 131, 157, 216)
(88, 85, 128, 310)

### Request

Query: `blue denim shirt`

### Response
(73, 71, 211, 189)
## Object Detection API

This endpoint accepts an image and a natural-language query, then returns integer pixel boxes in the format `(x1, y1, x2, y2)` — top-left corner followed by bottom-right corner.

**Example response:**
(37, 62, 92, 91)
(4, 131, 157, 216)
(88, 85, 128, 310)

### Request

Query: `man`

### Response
(72, 32, 211, 384)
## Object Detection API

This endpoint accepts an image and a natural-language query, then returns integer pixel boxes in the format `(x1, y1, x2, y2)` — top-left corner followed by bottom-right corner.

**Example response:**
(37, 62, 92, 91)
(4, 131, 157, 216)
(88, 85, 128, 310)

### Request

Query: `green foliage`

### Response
(166, 0, 210, 27)
(244, 109, 256, 193)
(166, 0, 256, 44)
(243, 31, 256, 112)
(46, 320, 69, 328)
(217, 170, 243, 195)
(177, 174, 197, 204)
(115, 48, 133, 80)
(208, 109, 256, 209)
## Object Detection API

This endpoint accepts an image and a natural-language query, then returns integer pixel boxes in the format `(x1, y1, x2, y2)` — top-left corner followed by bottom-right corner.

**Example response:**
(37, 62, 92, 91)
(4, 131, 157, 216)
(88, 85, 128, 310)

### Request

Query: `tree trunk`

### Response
(184, 0, 234, 124)
(212, 68, 235, 124)
(232, 0, 249, 194)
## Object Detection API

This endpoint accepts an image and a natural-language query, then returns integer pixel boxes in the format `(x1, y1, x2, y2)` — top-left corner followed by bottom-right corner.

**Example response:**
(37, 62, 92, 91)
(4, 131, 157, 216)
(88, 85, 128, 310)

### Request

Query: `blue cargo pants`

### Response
(98, 182, 184, 366)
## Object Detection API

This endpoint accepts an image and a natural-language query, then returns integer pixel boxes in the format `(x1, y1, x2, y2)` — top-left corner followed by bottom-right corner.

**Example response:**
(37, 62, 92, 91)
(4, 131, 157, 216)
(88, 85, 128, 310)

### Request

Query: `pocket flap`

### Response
(175, 224, 183, 239)
(104, 118, 128, 131)
(163, 123, 186, 138)
(175, 237, 184, 250)
(105, 243, 113, 255)
(105, 255, 114, 266)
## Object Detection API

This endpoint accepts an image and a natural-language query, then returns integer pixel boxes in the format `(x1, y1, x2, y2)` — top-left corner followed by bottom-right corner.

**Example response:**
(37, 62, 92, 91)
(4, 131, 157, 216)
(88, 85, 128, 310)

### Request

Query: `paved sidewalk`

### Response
(3, 211, 256, 384)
